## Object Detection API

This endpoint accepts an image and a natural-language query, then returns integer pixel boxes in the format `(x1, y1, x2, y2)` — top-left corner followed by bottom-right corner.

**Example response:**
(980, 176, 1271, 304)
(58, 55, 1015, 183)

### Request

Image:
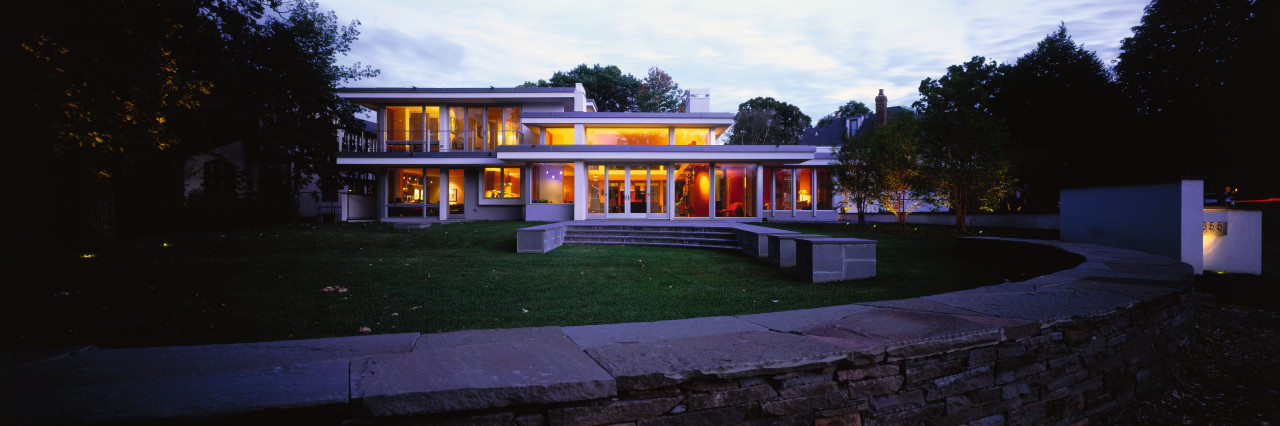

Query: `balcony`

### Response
(340, 130, 524, 153)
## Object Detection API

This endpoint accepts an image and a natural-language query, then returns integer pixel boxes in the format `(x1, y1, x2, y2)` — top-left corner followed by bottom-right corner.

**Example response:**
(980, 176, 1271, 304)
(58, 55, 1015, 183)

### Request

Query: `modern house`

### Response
(335, 84, 840, 223)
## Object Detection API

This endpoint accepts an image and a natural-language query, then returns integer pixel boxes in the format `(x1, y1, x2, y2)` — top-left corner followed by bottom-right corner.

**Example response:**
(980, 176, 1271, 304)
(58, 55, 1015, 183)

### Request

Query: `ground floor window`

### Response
(675, 163, 710, 217)
(715, 163, 756, 217)
(483, 167, 521, 198)
(532, 163, 573, 203)
(387, 168, 441, 217)
(764, 167, 833, 212)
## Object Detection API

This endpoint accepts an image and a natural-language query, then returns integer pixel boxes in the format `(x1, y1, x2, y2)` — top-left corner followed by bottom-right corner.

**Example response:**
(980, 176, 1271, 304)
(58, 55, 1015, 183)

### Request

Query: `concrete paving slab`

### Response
(922, 290, 1139, 322)
(4, 360, 349, 424)
(3, 333, 420, 388)
(420, 326, 566, 348)
(799, 308, 1013, 343)
(352, 335, 614, 417)
(585, 330, 848, 390)
(737, 304, 875, 332)
(563, 316, 766, 349)
(856, 298, 985, 316)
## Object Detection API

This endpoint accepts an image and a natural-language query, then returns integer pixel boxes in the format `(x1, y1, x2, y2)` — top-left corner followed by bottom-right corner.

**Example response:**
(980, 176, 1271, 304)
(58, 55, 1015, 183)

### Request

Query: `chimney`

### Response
(875, 89, 888, 127)
(684, 89, 710, 113)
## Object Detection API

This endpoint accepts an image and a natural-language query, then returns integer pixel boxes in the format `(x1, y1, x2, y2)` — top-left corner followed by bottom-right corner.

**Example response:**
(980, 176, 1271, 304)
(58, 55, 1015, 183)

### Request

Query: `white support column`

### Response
(438, 108, 449, 152)
(755, 164, 764, 219)
(667, 162, 676, 220)
(377, 108, 387, 151)
(709, 163, 717, 219)
(669, 127, 675, 145)
(379, 170, 388, 219)
(438, 169, 448, 220)
(573, 161, 587, 220)
(706, 128, 715, 145)
(574, 123, 585, 145)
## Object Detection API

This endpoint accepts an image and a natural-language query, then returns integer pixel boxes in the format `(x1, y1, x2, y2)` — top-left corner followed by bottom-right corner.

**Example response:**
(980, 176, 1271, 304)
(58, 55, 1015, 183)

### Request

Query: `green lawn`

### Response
(7, 221, 1058, 349)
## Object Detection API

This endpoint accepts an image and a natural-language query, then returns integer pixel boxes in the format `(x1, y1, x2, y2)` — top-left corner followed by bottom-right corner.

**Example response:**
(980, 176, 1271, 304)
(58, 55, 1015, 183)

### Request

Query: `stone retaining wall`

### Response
(353, 238, 1195, 425)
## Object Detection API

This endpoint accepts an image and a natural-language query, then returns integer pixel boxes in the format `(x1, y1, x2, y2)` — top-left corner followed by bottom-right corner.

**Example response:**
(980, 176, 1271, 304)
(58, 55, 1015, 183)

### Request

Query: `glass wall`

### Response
(587, 164, 605, 214)
(715, 164, 756, 217)
(773, 168, 793, 211)
(649, 164, 667, 216)
(532, 163, 573, 203)
(764, 167, 834, 212)
(448, 169, 464, 215)
(544, 127, 574, 145)
(483, 167, 522, 198)
(796, 168, 813, 210)
(675, 163, 710, 217)
(386, 106, 440, 151)
(446, 106, 521, 151)
(815, 168, 833, 210)
(586, 128, 669, 145)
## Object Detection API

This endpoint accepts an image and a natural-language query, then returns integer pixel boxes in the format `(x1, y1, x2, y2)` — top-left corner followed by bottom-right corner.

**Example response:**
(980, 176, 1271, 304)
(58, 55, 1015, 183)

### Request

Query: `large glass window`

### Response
(815, 168, 833, 210)
(532, 163, 573, 203)
(715, 164, 756, 217)
(773, 168, 793, 211)
(544, 127, 574, 145)
(586, 128, 669, 145)
(587, 164, 605, 214)
(483, 167, 522, 198)
(448, 169, 464, 215)
(649, 165, 667, 215)
(386, 106, 440, 152)
(388, 168, 440, 217)
(797, 168, 813, 210)
(675, 163, 710, 217)
(674, 128, 709, 145)
(446, 106, 521, 151)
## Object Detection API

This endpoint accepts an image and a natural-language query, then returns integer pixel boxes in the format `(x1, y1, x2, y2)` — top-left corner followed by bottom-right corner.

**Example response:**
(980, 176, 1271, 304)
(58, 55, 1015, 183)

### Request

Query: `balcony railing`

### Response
(341, 130, 525, 153)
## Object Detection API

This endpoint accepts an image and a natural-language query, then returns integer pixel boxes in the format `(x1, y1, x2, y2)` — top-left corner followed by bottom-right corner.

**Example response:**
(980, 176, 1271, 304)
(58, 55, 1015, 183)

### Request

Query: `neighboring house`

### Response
(334, 84, 843, 222)
(185, 120, 378, 221)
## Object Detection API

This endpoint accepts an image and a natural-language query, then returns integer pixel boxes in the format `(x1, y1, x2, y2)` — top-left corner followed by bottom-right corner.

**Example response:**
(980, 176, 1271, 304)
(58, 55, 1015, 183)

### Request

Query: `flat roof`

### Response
(337, 87, 575, 93)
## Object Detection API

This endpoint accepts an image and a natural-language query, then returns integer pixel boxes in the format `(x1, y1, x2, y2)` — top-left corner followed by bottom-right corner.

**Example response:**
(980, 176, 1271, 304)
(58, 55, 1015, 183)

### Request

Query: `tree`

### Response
(816, 100, 871, 127)
(990, 23, 1125, 211)
(523, 64, 641, 112)
(831, 135, 876, 224)
(725, 97, 811, 145)
(635, 67, 685, 112)
(1115, 0, 1278, 200)
(9, 0, 377, 242)
(865, 114, 931, 227)
(915, 56, 1016, 232)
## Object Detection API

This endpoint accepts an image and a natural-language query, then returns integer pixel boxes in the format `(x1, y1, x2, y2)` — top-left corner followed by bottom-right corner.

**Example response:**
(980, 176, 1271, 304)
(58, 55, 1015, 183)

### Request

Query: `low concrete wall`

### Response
(844, 213, 1061, 230)
(4, 238, 1194, 424)
(796, 237, 877, 282)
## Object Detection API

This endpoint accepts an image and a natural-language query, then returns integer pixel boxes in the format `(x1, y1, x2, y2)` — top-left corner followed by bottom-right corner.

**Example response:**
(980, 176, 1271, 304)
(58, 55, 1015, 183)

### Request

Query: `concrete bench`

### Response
(515, 223, 567, 253)
(795, 237, 877, 282)
(767, 234, 829, 267)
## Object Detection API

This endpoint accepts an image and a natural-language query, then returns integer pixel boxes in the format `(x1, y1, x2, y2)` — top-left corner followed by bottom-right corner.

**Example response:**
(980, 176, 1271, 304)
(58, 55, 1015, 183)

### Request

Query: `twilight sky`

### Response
(317, 0, 1150, 121)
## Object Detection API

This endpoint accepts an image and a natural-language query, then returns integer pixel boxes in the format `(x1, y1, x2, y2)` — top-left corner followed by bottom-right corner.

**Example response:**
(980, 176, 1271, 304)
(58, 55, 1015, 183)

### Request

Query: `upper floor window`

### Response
(586, 127, 669, 145)
(674, 128, 710, 145)
(449, 106, 522, 151)
(386, 106, 440, 142)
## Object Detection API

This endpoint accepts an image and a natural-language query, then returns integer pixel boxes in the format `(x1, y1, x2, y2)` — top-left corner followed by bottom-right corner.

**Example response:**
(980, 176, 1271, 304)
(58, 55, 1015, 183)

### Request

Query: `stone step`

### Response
(564, 235, 738, 245)
(564, 230, 736, 240)
(566, 226, 734, 234)
(563, 240, 741, 250)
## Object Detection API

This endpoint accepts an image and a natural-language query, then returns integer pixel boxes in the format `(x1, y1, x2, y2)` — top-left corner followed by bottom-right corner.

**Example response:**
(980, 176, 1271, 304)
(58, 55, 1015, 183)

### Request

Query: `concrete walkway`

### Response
(0, 237, 1193, 425)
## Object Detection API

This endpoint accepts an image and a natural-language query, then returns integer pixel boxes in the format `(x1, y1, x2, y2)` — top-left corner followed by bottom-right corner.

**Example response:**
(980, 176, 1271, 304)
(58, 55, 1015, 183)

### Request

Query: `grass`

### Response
(6, 221, 1061, 349)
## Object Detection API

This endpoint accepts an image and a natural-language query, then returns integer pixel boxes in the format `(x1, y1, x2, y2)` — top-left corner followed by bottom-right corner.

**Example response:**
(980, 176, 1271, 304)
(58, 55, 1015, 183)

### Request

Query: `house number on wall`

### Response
(1203, 221, 1227, 236)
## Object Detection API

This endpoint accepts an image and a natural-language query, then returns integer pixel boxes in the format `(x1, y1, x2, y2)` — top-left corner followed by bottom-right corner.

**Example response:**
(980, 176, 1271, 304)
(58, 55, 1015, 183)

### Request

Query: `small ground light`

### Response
(80, 253, 96, 259)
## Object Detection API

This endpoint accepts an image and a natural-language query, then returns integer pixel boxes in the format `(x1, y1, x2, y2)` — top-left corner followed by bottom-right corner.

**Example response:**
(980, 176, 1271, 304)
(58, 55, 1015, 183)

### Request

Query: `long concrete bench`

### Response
(1, 237, 1195, 425)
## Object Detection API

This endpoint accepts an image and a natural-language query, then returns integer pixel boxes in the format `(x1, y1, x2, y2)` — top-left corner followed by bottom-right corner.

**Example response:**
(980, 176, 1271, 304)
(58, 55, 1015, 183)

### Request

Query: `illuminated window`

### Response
(447, 106, 521, 151)
(388, 168, 441, 216)
(544, 127, 574, 145)
(386, 106, 440, 152)
(586, 128, 669, 145)
(675, 163, 710, 217)
(532, 163, 573, 203)
(715, 164, 756, 217)
(483, 167, 522, 198)
(774, 168, 793, 211)
(674, 128, 709, 145)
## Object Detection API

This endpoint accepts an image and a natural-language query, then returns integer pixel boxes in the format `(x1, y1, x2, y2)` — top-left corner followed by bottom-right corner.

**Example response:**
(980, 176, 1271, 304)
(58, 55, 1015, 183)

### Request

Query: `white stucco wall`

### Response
(1202, 208, 1263, 274)
(1061, 180, 1205, 272)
